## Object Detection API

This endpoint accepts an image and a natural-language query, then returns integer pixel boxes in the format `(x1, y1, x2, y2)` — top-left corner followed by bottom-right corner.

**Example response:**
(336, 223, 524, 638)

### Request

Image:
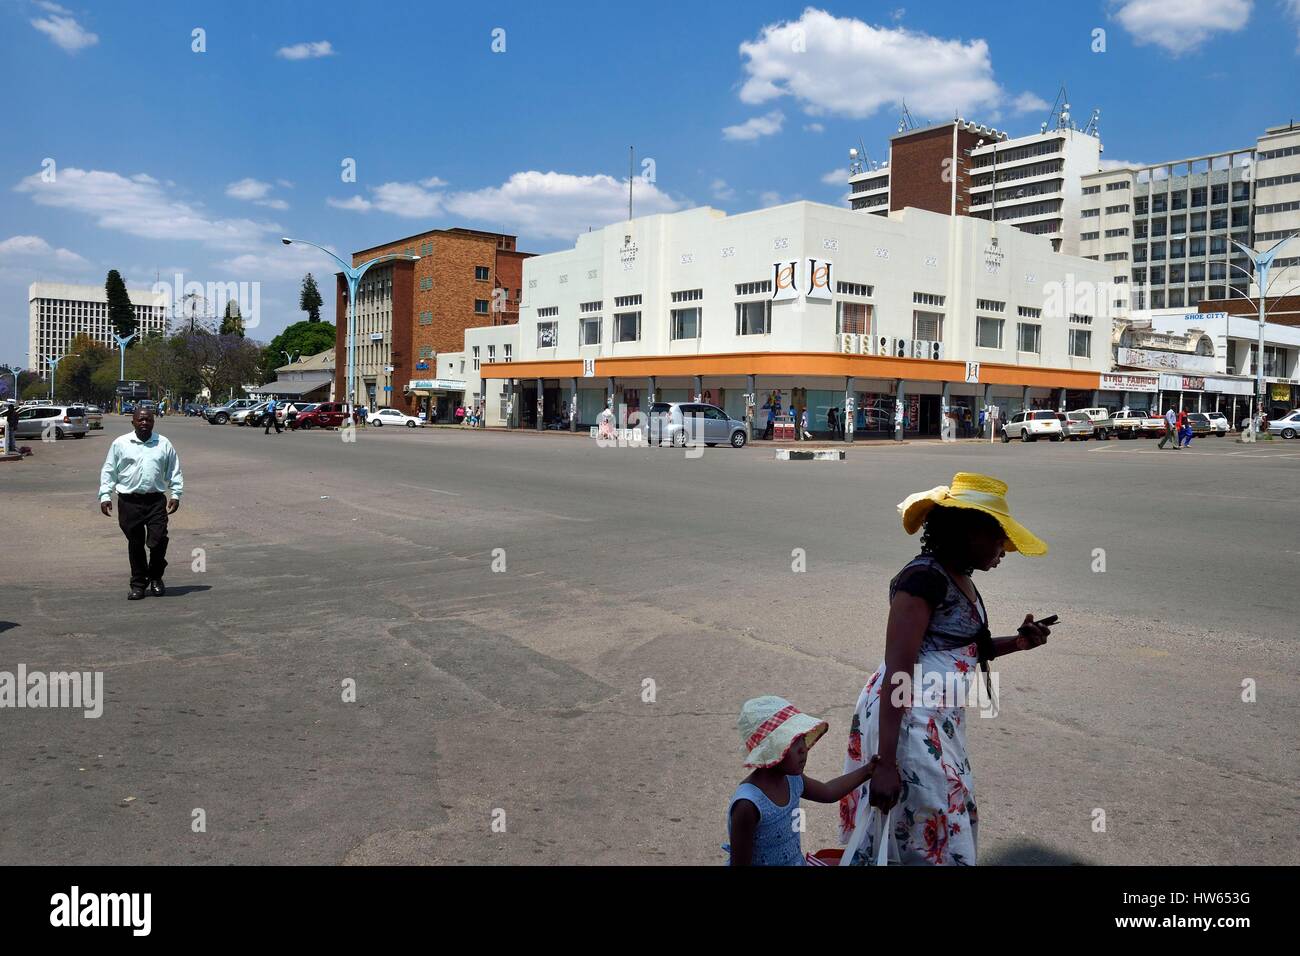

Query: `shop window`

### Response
(580, 317, 602, 345)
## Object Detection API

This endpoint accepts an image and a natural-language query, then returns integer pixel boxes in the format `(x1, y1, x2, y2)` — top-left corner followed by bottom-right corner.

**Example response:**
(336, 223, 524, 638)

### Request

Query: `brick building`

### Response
(334, 227, 531, 413)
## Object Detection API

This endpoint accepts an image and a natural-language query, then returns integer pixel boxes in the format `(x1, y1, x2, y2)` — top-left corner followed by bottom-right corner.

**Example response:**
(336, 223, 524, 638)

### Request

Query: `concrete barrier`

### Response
(775, 449, 845, 461)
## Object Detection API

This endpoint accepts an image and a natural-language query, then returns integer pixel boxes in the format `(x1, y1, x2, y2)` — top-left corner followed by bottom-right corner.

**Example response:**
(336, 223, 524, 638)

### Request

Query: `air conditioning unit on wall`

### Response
(877, 336, 890, 356)
(912, 339, 930, 359)
(839, 333, 857, 353)
(893, 338, 911, 358)
(931, 341, 945, 360)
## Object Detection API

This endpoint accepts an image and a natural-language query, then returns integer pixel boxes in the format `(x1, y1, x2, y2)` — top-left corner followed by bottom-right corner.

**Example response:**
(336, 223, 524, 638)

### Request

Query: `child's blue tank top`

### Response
(724, 775, 805, 866)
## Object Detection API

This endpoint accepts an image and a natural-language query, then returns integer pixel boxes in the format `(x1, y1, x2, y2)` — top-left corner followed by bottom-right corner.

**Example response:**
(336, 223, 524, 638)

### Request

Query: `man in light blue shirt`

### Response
(99, 409, 183, 600)
(263, 398, 282, 435)
(1157, 407, 1178, 450)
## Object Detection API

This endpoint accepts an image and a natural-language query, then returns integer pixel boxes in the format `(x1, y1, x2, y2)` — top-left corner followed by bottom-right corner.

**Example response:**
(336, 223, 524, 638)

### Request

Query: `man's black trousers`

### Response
(117, 492, 168, 590)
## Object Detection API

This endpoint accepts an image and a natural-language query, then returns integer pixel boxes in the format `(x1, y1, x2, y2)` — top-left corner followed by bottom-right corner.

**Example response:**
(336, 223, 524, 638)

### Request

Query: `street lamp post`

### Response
(47, 354, 78, 402)
(1, 364, 22, 402)
(281, 350, 299, 366)
(113, 332, 136, 413)
(280, 238, 419, 412)
(1229, 231, 1299, 429)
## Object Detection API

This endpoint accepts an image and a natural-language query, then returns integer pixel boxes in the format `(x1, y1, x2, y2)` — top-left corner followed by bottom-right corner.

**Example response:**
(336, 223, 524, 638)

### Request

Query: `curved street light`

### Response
(281, 237, 420, 411)
(1227, 231, 1300, 424)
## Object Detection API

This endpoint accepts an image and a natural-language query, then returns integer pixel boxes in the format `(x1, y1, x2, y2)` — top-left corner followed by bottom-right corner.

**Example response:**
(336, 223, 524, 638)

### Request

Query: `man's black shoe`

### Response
(128, 588, 146, 600)
(149, 580, 165, 596)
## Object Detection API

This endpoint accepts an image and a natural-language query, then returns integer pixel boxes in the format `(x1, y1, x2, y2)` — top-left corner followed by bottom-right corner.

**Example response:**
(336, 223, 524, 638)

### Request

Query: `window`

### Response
(671, 307, 701, 340)
(1068, 329, 1091, 357)
(1082, 185, 1101, 195)
(975, 298, 1005, 312)
(1152, 195, 1167, 213)
(475, 266, 490, 281)
(1104, 252, 1129, 261)
(1081, 231, 1100, 241)
(1105, 228, 1129, 237)
(1069, 314, 1093, 325)
(1106, 180, 1130, 191)
(418, 311, 433, 325)
(976, 317, 1004, 349)
(671, 289, 703, 303)
(536, 306, 559, 318)
(735, 300, 771, 335)
(615, 311, 641, 342)
(913, 292, 946, 307)
(735, 280, 772, 296)
(472, 346, 480, 370)
(504, 344, 512, 362)
(537, 322, 558, 348)
(1081, 208, 1100, 218)
(1017, 306, 1041, 318)
(1105, 204, 1130, 214)
(418, 346, 433, 358)
(1017, 323, 1040, 352)
(580, 300, 602, 313)
(614, 294, 642, 308)
(487, 345, 496, 362)
(474, 300, 489, 314)
(837, 301, 868, 334)
(912, 311, 943, 341)
(580, 317, 602, 345)
(836, 281, 873, 297)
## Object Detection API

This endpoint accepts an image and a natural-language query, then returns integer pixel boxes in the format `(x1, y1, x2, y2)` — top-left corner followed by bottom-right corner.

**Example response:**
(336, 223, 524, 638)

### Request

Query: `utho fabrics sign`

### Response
(1100, 372, 1158, 392)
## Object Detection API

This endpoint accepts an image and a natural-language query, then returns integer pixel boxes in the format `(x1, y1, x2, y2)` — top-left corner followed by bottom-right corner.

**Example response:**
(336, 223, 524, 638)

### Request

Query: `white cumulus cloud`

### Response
(225, 178, 289, 209)
(30, 9, 98, 53)
(1111, 0, 1252, 55)
(735, 8, 1001, 119)
(0, 234, 86, 263)
(722, 111, 785, 141)
(276, 40, 335, 60)
(1012, 92, 1050, 114)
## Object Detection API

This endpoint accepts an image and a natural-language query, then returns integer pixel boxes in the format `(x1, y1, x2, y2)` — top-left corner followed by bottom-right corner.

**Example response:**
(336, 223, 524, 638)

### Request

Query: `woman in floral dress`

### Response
(838, 472, 1053, 865)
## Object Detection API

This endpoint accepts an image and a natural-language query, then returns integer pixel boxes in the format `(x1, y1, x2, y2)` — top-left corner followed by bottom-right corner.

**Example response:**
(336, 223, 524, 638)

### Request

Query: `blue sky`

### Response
(2, 0, 1298, 362)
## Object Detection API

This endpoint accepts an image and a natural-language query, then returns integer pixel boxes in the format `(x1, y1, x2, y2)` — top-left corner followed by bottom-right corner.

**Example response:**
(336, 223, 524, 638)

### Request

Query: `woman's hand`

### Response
(1014, 613, 1050, 652)
(868, 758, 902, 811)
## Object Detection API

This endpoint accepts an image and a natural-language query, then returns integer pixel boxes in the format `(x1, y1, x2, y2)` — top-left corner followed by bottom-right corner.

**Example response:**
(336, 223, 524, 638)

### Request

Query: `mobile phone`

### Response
(1033, 614, 1059, 627)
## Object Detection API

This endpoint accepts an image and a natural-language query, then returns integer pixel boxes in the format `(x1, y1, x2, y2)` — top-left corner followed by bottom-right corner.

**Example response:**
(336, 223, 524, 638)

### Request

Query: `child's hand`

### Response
(862, 754, 881, 777)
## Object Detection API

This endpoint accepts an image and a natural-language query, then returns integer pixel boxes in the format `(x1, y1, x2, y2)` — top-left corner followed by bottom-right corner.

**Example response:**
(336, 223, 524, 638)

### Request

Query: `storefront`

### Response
(1098, 372, 1159, 412)
(408, 378, 468, 422)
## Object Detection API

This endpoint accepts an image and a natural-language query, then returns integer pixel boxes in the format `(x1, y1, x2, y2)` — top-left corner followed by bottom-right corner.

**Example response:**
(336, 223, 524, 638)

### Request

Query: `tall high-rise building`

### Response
(28, 282, 169, 377)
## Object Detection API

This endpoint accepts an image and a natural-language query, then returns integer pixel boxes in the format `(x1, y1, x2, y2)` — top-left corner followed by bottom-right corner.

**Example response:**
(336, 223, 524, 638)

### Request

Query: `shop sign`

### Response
(983, 238, 1004, 275)
(434, 379, 465, 391)
(408, 379, 435, 390)
(806, 258, 833, 301)
(1100, 372, 1158, 391)
(771, 260, 800, 301)
(1271, 383, 1292, 400)
(1159, 373, 1206, 391)
(582, 358, 595, 378)
(1205, 377, 1251, 396)
(1117, 347, 1214, 373)
(964, 362, 980, 384)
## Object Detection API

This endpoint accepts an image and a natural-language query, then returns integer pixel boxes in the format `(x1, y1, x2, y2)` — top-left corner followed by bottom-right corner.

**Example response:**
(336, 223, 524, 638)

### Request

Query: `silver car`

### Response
(647, 401, 748, 448)
(13, 404, 88, 440)
(1268, 410, 1300, 439)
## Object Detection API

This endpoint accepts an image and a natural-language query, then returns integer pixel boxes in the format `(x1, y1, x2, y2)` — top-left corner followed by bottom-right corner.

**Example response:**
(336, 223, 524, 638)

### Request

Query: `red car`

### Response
(290, 402, 349, 429)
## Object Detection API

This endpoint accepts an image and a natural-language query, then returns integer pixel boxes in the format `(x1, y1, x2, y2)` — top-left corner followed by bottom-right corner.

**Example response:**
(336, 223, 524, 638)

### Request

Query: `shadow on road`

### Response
(160, 585, 212, 597)
(981, 839, 1092, 865)
(0, 621, 18, 634)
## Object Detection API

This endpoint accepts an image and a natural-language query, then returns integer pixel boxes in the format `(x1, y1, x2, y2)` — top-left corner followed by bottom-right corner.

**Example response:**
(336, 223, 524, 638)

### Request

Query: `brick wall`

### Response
(889, 125, 983, 216)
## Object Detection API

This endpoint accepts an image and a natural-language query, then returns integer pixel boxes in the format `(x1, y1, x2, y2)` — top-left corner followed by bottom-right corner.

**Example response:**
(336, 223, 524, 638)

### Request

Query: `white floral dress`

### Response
(838, 555, 988, 865)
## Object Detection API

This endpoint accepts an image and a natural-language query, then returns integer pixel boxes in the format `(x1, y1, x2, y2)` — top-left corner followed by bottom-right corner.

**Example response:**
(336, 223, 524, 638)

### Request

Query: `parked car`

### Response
(278, 401, 315, 426)
(83, 404, 104, 429)
(1185, 412, 1213, 438)
(368, 407, 423, 428)
(1075, 407, 1114, 440)
(647, 401, 747, 448)
(1000, 409, 1063, 442)
(1203, 411, 1230, 435)
(205, 398, 258, 425)
(13, 404, 88, 440)
(1111, 408, 1165, 438)
(291, 401, 350, 430)
(1060, 411, 1096, 440)
(1267, 410, 1300, 439)
(232, 402, 269, 426)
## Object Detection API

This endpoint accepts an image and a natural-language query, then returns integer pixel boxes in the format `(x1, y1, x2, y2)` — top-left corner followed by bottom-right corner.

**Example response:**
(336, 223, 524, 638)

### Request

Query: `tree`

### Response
(260, 320, 335, 381)
(56, 333, 115, 404)
(219, 299, 245, 337)
(174, 328, 265, 400)
(105, 269, 137, 341)
(299, 273, 323, 322)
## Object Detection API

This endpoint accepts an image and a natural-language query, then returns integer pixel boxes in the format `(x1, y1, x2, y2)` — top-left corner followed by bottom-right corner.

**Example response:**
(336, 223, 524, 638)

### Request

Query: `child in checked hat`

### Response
(726, 695, 880, 865)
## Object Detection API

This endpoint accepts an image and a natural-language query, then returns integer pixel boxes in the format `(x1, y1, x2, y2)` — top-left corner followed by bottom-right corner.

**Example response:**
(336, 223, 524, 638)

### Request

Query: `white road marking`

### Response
(396, 482, 462, 497)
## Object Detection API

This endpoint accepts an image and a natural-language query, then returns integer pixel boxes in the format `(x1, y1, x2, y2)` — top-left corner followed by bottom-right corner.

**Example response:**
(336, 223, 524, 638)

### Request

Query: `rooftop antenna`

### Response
(897, 101, 918, 133)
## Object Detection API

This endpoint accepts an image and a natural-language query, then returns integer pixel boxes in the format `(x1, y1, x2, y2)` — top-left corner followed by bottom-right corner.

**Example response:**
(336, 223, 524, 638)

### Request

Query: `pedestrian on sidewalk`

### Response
(801, 407, 813, 441)
(837, 472, 1051, 865)
(262, 398, 282, 434)
(98, 408, 183, 601)
(1157, 407, 1178, 449)
(725, 695, 880, 866)
(1175, 408, 1189, 448)
(827, 406, 838, 439)
(3, 400, 17, 455)
(1179, 409, 1194, 447)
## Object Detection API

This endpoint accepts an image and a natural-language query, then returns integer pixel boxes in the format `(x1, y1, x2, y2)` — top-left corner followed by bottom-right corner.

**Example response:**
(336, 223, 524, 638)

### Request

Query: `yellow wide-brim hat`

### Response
(897, 472, 1047, 556)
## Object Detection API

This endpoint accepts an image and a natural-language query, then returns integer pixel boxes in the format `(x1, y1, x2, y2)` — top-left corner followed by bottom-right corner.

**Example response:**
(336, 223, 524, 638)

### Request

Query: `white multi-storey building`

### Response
(1253, 122, 1300, 299)
(28, 282, 169, 377)
(482, 201, 1114, 434)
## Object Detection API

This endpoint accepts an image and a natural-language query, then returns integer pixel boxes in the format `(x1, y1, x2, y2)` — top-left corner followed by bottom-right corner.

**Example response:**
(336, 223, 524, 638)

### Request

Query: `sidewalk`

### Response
(432, 424, 999, 447)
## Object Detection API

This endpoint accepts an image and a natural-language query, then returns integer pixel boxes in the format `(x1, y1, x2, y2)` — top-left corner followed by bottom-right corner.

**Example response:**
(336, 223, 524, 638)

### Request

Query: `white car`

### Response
(368, 407, 423, 428)
(1268, 410, 1300, 439)
(1203, 411, 1230, 435)
(1000, 409, 1064, 442)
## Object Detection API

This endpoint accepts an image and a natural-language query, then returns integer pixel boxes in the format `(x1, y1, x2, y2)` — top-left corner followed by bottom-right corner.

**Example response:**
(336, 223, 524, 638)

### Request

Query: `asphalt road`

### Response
(1, 416, 1297, 865)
